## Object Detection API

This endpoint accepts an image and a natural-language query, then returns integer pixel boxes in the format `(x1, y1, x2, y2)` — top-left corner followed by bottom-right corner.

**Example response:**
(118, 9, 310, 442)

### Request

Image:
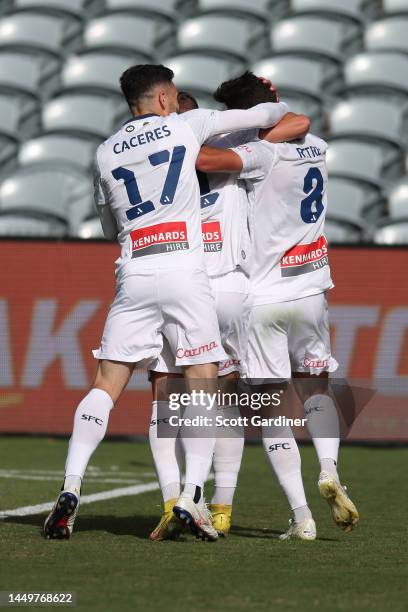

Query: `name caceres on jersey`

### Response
(94, 112, 213, 271)
(233, 133, 334, 304)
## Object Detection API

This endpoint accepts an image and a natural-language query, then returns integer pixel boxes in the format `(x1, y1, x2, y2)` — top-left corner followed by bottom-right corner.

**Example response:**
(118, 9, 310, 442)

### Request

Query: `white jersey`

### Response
(233, 133, 334, 305)
(200, 131, 254, 278)
(94, 104, 288, 273)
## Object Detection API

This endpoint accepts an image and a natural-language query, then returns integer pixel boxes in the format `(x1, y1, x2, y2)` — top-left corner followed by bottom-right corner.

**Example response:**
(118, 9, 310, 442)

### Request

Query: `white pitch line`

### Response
(0, 473, 143, 484)
(0, 481, 160, 519)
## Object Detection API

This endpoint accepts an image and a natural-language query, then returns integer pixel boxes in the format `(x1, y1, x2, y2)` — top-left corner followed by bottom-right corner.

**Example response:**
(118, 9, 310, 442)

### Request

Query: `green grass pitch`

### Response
(0, 437, 407, 611)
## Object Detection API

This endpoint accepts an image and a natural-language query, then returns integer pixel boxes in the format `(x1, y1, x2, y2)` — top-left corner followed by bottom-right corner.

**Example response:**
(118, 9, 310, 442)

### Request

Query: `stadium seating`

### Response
(42, 94, 128, 140)
(0, 51, 59, 100)
(328, 98, 408, 148)
(324, 219, 363, 243)
(290, 0, 381, 22)
(103, 0, 189, 21)
(270, 16, 362, 62)
(344, 52, 408, 95)
(0, 214, 67, 237)
(387, 177, 408, 219)
(326, 139, 404, 188)
(18, 135, 96, 171)
(0, 92, 38, 140)
(76, 216, 105, 239)
(383, 0, 408, 15)
(11, 0, 104, 19)
(365, 18, 408, 54)
(197, 0, 286, 20)
(60, 53, 131, 97)
(326, 177, 384, 229)
(167, 54, 243, 98)
(374, 222, 408, 244)
(0, 166, 93, 229)
(252, 56, 341, 100)
(0, 12, 82, 57)
(177, 15, 266, 61)
(84, 14, 173, 58)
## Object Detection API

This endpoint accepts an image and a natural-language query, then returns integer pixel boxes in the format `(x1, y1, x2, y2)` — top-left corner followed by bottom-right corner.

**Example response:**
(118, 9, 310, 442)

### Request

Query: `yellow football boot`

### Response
(209, 504, 232, 537)
(149, 498, 183, 541)
(318, 472, 359, 532)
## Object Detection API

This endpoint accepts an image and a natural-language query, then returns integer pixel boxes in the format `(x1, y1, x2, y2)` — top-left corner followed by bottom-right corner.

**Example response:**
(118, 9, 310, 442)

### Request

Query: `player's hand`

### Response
(257, 76, 280, 102)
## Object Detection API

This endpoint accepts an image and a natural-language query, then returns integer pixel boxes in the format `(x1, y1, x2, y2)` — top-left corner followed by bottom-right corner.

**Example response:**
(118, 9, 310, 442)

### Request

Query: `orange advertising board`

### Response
(0, 241, 407, 440)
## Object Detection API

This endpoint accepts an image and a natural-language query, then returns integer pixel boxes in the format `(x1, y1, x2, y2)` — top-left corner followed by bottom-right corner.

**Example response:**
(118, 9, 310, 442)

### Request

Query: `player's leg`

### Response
(289, 292, 359, 531)
(148, 369, 185, 541)
(209, 282, 248, 535)
(247, 302, 315, 540)
(44, 359, 133, 539)
(160, 268, 226, 540)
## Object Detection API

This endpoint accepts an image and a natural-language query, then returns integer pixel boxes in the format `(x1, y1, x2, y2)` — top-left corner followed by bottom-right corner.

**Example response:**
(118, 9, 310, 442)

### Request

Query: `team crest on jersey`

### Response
(131, 221, 189, 257)
(201, 221, 222, 252)
(280, 235, 328, 277)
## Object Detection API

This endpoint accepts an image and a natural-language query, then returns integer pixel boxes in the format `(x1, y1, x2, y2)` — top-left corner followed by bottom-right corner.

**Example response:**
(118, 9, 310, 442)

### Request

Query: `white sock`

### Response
(149, 400, 183, 503)
(212, 405, 244, 506)
(304, 394, 340, 476)
(181, 397, 216, 498)
(65, 388, 113, 479)
(262, 425, 308, 511)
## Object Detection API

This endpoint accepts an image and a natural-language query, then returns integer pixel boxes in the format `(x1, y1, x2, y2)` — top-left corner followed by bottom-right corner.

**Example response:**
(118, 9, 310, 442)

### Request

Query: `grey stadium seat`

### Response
(0, 167, 92, 231)
(177, 15, 266, 61)
(0, 135, 17, 177)
(387, 178, 408, 219)
(61, 53, 131, 96)
(374, 222, 408, 244)
(104, 0, 184, 20)
(329, 98, 408, 148)
(0, 92, 39, 140)
(167, 54, 243, 97)
(0, 13, 82, 57)
(326, 177, 383, 229)
(324, 219, 363, 243)
(365, 18, 408, 54)
(383, 0, 408, 15)
(290, 0, 381, 22)
(19, 135, 96, 171)
(42, 94, 128, 139)
(11, 0, 103, 18)
(197, 0, 286, 20)
(270, 16, 362, 62)
(0, 214, 67, 237)
(77, 217, 105, 239)
(0, 51, 59, 99)
(279, 94, 324, 132)
(252, 56, 341, 100)
(84, 14, 172, 59)
(344, 52, 408, 95)
(326, 139, 403, 188)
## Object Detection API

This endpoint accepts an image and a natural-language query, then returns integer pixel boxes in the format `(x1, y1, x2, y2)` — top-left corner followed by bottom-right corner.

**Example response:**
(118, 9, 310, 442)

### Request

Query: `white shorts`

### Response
(245, 292, 338, 382)
(93, 267, 227, 367)
(150, 268, 250, 377)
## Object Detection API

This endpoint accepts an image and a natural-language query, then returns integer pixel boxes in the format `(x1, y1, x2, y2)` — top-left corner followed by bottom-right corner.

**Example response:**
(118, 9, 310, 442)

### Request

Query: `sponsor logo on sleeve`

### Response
(201, 221, 223, 252)
(280, 235, 329, 277)
(131, 221, 189, 257)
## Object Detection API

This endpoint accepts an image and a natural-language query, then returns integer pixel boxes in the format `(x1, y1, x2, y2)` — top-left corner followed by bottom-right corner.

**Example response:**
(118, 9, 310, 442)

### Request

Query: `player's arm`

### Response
(94, 150, 118, 241)
(196, 145, 243, 174)
(181, 102, 288, 144)
(260, 112, 310, 143)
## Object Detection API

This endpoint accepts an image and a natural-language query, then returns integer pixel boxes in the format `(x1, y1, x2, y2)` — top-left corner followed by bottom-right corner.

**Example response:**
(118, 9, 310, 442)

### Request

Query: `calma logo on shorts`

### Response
(280, 235, 328, 277)
(176, 341, 218, 359)
(201, 221, 223, 252)
(131, 221, 189, 257)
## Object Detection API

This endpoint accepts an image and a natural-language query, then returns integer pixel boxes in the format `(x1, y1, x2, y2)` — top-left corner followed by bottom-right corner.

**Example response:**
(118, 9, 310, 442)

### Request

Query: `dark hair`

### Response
(214, 71, 278, 109)
(178, 90, 199, 109)
(120, 64, 174, 107)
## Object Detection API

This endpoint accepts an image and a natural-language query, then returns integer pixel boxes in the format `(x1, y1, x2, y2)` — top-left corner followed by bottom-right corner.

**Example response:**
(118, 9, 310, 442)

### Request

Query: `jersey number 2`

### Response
(112, 146, 186, 221)
(300, 167, 324, 224)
